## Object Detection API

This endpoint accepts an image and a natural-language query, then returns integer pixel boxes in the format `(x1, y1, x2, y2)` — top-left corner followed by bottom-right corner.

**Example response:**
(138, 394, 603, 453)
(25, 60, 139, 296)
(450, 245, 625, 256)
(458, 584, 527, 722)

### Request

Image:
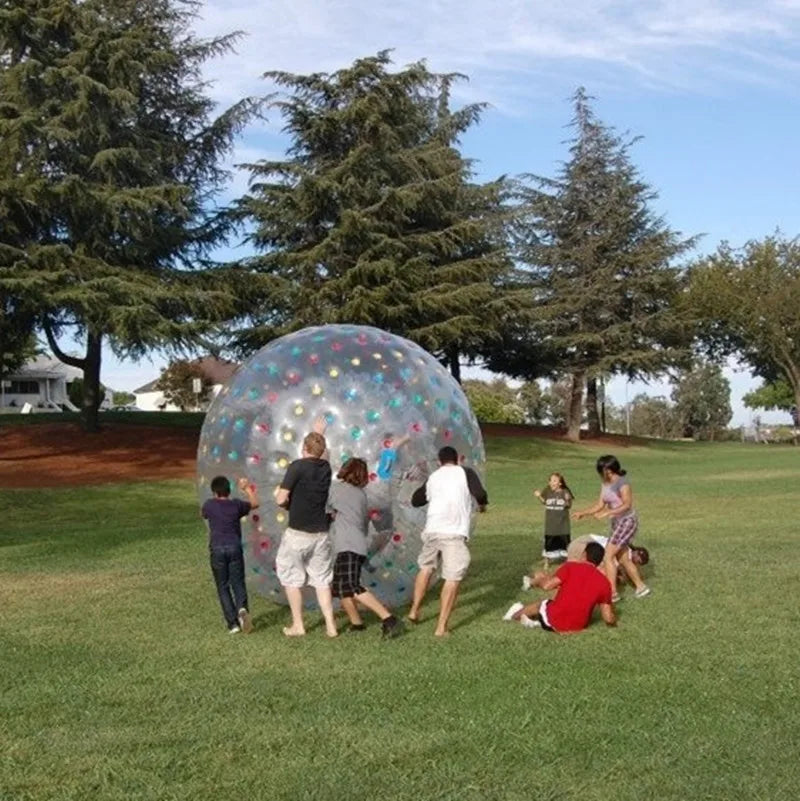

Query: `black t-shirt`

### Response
(202, 498, 252, 548)
(280, 457, 332, 533)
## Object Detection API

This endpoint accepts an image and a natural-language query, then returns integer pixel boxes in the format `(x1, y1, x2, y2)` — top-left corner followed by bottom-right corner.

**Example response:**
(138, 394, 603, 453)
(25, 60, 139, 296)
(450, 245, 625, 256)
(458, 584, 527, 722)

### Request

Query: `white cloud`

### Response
(191, 0, 800, 111)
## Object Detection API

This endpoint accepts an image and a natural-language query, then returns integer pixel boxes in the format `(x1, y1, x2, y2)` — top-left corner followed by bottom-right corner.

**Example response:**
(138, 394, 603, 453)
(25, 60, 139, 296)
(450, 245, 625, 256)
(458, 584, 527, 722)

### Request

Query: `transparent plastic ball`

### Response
(197, 325, 485, 609)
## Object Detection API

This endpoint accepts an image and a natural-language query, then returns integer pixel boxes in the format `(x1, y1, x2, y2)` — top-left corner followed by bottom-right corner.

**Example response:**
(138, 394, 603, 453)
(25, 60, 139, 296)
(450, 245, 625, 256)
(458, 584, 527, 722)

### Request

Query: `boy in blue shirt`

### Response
(202, 476, 260, 634)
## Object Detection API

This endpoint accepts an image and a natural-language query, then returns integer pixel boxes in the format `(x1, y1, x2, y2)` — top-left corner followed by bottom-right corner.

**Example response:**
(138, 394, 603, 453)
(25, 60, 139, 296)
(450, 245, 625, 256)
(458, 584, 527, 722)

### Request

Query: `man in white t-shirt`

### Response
(407, 446, 488, 637)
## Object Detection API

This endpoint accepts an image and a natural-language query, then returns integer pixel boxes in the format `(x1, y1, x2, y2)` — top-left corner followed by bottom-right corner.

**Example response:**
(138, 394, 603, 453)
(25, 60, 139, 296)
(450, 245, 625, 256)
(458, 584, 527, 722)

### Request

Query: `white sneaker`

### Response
(503, 602, 524, 621)
(520, 614, 541, 629)
(521, 575, 531, 591)
(228, 625, 241, 634)
(238, 608, 253, 634)
(611, 592, 621, 603)
(634, 586, 651, 599)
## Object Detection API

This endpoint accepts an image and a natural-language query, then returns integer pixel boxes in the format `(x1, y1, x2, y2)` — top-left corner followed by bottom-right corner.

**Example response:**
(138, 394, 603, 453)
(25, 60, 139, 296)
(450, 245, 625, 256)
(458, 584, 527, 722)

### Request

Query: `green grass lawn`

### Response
(2, 437, 799, 801)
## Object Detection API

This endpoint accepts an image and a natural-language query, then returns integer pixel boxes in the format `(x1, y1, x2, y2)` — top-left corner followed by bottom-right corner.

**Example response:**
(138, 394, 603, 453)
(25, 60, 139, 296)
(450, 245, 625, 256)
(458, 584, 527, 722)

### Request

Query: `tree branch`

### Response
(44, 322, 86, 370)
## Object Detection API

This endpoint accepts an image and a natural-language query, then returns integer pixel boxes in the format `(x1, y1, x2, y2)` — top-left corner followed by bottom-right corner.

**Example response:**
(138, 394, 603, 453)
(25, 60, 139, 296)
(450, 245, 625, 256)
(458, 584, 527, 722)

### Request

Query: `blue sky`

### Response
(94, 0, 800, 424)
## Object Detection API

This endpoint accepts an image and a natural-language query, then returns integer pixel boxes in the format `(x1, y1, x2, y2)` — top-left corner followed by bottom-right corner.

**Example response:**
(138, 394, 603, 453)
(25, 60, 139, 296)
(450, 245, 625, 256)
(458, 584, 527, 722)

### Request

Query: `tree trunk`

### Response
(585, 376, 601, 437)
(565, 370, 585, 442)
(448, 346, 461, 383)
(82, 330, 102, 433)
(44, 322, 102, 433)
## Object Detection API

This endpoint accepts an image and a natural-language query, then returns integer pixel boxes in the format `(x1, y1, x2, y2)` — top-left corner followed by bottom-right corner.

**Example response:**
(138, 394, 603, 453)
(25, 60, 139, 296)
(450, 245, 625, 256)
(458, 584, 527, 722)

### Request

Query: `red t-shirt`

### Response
(546, 561, 613, 633)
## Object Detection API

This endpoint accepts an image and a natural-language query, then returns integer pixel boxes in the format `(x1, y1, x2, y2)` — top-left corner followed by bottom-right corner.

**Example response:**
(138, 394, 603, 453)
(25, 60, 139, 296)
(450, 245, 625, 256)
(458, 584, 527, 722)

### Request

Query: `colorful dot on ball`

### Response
(277, 458, 288, 468)
(330, 341, 343, 352)
(308, 353, 320, 365)
(350, 426, 363, 441)
(372, 352, 382, 360)
(267, 392, 278, 403)
(290, 346, 302, 357)
(267, 364, 279, 376)
(366, 409, 380, 423)
(277, 512, 286, 523)
(351, 357, 360, 366)
(393, 534, 402, 543)
(324, 412, 335, 424)
(294, 404, 304, 416)
(329, 367, 340, 378)
(372, 373, 384, 384)
(227, 450, 239, 461)
(248, 388, 260, 400)
(388, 397, 402, 409)
(311, 384, 323, 396)
(435, 399, 446, 411)
(283, 431, 294, 442)
(413, 394, 423, 404)
(234, 418, 246, 431)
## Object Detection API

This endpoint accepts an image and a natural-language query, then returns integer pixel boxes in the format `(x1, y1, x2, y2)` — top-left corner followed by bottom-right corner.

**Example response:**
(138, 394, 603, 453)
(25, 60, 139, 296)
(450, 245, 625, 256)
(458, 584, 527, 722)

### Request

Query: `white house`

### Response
(134, 357, 239, 411)
(0, 356, 81, 412)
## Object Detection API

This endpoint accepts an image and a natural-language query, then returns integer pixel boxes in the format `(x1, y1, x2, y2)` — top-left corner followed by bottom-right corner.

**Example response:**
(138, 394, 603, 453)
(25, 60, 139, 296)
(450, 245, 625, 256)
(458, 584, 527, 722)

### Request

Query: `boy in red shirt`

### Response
(503, 542, 616, 632)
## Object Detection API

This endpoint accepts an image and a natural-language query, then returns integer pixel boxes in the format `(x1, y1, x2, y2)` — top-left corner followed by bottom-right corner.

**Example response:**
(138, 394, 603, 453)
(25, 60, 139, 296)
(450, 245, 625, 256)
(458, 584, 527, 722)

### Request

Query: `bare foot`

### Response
(326, 627, 339, 638)
(406, 614, 420, 625)
(282, 626, 305, 637)
(434, 629, 451, 638)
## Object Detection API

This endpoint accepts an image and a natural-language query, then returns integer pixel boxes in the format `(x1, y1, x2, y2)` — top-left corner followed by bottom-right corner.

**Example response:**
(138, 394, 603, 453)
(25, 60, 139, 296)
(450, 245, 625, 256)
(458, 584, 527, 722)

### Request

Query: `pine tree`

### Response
(234, 53, 510, 377)
(0, 0, 256, 430)
(490, 89, 696, 440)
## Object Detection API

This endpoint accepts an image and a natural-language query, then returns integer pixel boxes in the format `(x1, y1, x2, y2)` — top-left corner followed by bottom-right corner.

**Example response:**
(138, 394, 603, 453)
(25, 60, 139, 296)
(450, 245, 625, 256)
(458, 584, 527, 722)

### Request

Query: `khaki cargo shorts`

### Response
(417, 535, 471, 581)
(276, 528, 333, 588)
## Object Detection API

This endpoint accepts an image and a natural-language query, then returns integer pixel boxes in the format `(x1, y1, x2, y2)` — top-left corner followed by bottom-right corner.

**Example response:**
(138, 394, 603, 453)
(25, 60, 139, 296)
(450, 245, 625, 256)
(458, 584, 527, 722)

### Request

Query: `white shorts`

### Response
(417, 536, 471, 581)
(275, 528, 333, 588)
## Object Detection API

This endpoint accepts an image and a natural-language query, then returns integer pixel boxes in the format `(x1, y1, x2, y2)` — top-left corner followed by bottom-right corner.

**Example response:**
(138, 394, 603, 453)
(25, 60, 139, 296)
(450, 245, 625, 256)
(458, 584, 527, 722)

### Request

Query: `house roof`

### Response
(6, 355, 82, 382)
(134, 357, 239, 395)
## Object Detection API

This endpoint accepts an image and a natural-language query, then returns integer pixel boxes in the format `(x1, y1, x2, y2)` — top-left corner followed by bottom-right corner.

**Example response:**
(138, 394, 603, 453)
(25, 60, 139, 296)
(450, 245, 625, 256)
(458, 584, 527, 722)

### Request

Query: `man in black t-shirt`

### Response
(274, 420, 337, 638)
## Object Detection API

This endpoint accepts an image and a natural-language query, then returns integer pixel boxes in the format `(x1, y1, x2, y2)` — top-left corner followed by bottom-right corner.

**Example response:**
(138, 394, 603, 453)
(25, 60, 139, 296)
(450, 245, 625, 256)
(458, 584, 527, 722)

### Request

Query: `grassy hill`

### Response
(2, 435, 799, 801)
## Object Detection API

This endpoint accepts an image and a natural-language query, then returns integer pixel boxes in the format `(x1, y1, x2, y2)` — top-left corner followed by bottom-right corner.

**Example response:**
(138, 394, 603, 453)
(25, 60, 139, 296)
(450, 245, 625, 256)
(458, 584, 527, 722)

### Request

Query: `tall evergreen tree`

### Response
(0, 0, 255, 430)
(235, 53, 510, 377)
(490, 89, 696, 440)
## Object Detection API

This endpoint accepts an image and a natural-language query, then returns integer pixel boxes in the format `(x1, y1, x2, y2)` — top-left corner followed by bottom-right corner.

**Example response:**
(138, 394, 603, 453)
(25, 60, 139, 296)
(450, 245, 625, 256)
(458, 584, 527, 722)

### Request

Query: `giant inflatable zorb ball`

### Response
(196, 324, 485, 608)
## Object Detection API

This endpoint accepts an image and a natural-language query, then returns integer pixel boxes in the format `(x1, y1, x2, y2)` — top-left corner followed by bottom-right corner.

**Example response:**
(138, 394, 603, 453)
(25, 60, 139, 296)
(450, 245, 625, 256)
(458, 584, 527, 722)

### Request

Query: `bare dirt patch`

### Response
(0, 421, 632, 488)
(0, 423, 198, 488)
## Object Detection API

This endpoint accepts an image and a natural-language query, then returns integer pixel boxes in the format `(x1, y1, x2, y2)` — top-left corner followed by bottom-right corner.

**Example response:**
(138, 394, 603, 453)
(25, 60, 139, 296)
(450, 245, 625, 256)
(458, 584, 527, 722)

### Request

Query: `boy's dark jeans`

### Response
(210, 545, 248, 628)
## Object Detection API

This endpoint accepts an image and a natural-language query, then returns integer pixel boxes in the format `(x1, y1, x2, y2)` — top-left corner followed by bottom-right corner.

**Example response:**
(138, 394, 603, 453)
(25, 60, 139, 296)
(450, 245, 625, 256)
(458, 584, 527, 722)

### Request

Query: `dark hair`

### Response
(631, 546, 650, 566)
(551, 472, 575, 499)
(211, 476, 231, 497)
(585, 541, 605, 566)
(596, 455, 626, 477)
(438, 446, 458, 465)
(337, 457, 369, 488)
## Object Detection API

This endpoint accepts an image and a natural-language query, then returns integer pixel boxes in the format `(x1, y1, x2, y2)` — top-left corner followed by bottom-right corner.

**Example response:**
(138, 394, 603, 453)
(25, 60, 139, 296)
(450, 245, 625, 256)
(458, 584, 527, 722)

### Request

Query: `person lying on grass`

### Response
(202, 475, 259, 635)
(503, 541, 616, 633)
(521, 534, 650, 592)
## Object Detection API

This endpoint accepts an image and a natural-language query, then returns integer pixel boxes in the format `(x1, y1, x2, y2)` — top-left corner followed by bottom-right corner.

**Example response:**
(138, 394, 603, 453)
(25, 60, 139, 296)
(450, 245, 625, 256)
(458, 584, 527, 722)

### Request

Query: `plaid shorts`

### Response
(609, 515, 638, 547)
(332, 551, 366, 598)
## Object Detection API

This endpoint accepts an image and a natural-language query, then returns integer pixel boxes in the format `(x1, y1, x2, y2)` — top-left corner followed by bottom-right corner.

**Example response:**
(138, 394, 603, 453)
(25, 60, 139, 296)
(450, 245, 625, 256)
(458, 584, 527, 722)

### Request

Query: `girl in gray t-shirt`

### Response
(328, 458, 402, 637)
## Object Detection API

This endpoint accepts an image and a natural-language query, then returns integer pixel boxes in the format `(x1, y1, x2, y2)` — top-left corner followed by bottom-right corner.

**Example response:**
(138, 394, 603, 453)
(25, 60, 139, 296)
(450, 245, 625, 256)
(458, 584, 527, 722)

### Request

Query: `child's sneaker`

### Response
(520, 614, 541, 629)
(634, 585, 651, 599)
(611, 592, 621, 603)
(521, 575, 532, 591)
(348, 623, 366, 632)
(381, 615, 404, 639)
(503, 602, 524, 621)
(238, 608, 253, 634)
(228, 625, 241, 634)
